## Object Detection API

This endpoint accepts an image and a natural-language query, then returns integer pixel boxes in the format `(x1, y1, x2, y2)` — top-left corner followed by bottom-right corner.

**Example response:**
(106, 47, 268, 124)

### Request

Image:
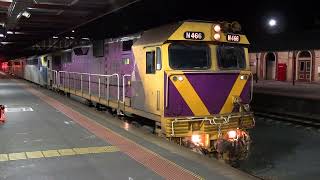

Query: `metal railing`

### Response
(122, 74, 131, 104)
(56, 71, 120, 102)
(48, 69, 58, 86)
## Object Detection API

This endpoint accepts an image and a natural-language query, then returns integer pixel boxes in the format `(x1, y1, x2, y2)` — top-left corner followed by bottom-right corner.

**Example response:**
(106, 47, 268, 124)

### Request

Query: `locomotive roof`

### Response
(134, 22, 182, 46)
(134, 21, 250, 47)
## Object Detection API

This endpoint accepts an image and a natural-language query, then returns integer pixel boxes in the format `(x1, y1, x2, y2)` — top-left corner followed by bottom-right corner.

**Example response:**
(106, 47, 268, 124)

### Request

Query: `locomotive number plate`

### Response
(184, 31, 205, 40)
(226, 34, 240, 42)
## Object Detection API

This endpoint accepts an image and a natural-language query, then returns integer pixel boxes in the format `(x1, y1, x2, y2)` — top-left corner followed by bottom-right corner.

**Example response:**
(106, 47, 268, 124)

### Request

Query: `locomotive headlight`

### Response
(213, 33, 221, 41)
(178, 76, 184, 81)
(191, 134, 201, 145)
(213, 24, 221, 32)
(227, 130, 237, 139)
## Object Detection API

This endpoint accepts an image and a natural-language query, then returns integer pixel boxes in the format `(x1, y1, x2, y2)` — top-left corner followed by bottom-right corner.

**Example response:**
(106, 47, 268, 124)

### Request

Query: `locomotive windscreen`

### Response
(169, 43, 210, 70)
(217, 46, 246, 69)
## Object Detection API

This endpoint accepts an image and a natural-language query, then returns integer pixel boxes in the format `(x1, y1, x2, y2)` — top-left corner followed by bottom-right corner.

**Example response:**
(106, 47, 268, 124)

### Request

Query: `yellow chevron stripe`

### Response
(220, 72, 250, 114)
(170, 74, 210, 116)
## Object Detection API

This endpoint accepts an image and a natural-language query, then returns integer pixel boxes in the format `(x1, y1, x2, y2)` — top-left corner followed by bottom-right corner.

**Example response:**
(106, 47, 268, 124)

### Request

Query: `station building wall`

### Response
(249, 50, 320, 82)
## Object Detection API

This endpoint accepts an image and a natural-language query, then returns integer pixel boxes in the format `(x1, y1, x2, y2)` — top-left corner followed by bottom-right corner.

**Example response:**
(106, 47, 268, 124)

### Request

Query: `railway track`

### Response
(254, 109, 320, 128)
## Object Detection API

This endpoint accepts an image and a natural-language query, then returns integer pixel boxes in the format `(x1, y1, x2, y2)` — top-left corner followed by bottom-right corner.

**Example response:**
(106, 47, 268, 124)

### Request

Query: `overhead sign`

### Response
(226, 34, 240, 42)
(184, 31, 205, 40)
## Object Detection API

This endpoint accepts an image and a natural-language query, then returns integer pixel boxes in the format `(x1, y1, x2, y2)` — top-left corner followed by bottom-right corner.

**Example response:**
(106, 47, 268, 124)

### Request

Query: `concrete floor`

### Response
(0, 74, 256, 180)
(0, 79, 161, 180)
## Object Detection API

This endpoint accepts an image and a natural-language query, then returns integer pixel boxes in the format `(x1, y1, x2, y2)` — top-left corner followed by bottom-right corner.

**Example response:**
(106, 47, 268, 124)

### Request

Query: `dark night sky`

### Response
(78, 0, 320, 52)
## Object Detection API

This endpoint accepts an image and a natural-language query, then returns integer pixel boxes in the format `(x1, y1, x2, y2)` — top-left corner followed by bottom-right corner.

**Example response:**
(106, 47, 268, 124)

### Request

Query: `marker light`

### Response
(191, 134, 201, 145)
(214, 24, 221, 32)
(178, 76, 184, 81)
(240, 75, 248, 80)
(213, 33, 221, 40)
(227, 130, 237, 139)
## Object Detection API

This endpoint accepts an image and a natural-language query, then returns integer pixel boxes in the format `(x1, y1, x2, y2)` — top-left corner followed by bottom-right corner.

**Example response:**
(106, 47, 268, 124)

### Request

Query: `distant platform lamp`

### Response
(255, 53, 259, 83)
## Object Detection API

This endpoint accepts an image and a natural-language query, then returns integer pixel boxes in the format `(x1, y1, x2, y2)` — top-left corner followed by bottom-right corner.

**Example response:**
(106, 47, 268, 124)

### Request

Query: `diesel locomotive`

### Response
(6, 20, 255, 162)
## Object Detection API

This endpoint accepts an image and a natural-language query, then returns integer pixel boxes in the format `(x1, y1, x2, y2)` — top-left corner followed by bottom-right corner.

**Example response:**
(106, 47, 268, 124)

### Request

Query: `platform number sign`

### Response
(227, 34, 240, 42)
(184, 31, 205, 40)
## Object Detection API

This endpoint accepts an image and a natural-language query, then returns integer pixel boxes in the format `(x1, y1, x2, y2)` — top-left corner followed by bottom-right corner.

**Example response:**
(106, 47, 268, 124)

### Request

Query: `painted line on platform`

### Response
(0, 146, 119, 162)
(22, 82, 203, 180)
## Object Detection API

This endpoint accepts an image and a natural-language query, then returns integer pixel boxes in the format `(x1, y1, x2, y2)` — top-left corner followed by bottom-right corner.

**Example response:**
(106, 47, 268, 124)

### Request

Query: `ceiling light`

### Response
(7, 31, 13, 34)
(72, 30, 75, 33)
(14, 31, 25, 35)
(17, 10, 31, 19)
(1, 42, 14, 45)
(53, 36, 58, 39)
(22, 11, 31, 18)
(0, 34, 4, 38)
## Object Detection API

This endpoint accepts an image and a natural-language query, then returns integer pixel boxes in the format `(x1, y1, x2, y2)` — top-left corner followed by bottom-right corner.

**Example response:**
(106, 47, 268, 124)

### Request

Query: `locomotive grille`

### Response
(165, 115, 254, 137)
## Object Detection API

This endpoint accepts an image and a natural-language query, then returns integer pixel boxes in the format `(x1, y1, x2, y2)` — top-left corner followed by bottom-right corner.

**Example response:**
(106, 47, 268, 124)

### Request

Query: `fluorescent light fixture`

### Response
(17, 10, 31, 19)
(70, 37, 75, 39)
(81, 38, 90, 40)
(1, 42, 14, 45)
(53, 36, 58, 39)
(14, 31, 25, 35)
(72, 30, 75, 33)
(22, 11, 31, 18)
(0, 34, 4, 38)
(7, 31, 13, 34)
(65, 37, 70, 39)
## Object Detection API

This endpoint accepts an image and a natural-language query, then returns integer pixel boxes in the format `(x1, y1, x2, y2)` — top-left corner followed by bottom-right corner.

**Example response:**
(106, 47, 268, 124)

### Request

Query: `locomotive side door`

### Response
(143, 46, 162, 115)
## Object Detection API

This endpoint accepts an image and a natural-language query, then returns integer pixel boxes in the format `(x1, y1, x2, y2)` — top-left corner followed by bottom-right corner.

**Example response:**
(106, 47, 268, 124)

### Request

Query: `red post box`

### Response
(277, 63, 287, 81)
(0, 105, 5, 123)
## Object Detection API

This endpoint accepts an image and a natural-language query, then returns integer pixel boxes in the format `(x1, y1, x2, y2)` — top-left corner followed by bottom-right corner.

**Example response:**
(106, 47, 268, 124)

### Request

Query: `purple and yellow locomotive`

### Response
(131, 21, 254, 160)
(9, 20, 255, 161)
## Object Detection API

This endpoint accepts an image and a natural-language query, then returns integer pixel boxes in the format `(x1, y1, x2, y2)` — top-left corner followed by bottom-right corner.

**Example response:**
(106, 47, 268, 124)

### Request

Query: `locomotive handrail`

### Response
(56, 70, 120, 102)
(121, 74, 132, 107)
(48, 69, 58, 86)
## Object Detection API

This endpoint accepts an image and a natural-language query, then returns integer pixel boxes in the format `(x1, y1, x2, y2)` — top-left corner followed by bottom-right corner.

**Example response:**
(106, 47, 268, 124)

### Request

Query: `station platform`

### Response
(0, 73, 256, 180)
(254, 80, 320, 100)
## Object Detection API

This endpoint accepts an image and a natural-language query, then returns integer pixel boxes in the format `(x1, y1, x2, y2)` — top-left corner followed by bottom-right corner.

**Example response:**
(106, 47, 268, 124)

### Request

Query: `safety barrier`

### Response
(47, 69, 134, 114)
(57, 71, 120, 101)
(48, 69, 58, 87)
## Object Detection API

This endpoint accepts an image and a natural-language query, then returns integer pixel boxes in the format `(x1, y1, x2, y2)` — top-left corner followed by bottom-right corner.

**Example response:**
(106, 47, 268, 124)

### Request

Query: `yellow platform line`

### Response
(0, 145, 118, 162)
